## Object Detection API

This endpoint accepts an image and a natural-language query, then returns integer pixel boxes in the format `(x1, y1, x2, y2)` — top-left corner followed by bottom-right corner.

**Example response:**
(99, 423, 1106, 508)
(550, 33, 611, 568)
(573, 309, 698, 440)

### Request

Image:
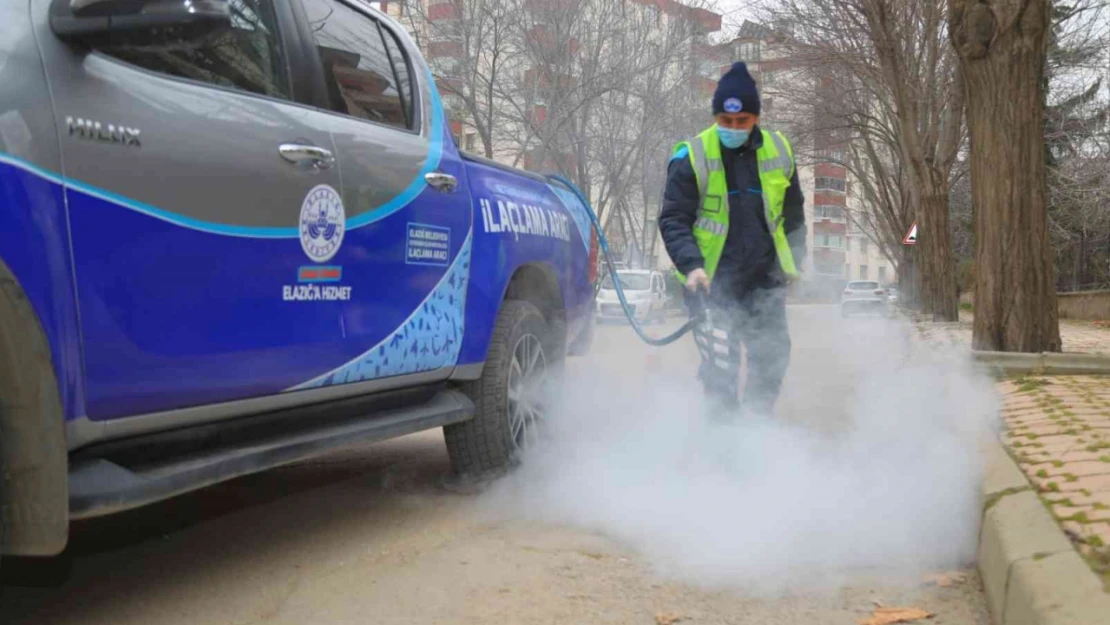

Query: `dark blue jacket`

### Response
(659, 127, 806, 297)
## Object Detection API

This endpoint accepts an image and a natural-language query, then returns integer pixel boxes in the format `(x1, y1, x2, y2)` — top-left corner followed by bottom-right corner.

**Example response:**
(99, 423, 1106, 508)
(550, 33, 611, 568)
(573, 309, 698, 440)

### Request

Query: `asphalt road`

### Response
(1, 305, 992, 625)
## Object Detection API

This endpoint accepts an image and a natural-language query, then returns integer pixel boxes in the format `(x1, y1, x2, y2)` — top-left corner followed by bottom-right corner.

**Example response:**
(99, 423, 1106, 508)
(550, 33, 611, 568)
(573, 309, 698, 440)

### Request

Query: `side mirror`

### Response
(51, 0, 231, 48)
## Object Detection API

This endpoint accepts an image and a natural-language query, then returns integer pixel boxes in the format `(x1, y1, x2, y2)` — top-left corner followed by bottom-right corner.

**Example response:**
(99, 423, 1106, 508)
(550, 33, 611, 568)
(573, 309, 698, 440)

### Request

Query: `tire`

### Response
(0, 267, 68, 560)
(445, 301, 555, 476)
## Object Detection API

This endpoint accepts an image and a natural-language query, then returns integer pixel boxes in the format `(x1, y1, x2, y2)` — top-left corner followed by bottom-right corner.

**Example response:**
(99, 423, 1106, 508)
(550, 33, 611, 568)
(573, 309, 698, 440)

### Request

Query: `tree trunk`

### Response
(920, 184, 959, 321)
(950, 0, 1061, 352)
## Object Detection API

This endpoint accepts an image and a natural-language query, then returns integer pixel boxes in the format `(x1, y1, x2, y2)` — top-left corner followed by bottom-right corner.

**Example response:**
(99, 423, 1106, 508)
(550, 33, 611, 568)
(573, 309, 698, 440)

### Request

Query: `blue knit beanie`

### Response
(712, 62, 761, 116)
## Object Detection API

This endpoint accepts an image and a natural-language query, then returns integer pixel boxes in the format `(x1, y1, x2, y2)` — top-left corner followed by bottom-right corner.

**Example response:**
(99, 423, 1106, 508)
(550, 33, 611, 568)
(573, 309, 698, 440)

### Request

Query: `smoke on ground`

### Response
(483, 310, 1000, 594)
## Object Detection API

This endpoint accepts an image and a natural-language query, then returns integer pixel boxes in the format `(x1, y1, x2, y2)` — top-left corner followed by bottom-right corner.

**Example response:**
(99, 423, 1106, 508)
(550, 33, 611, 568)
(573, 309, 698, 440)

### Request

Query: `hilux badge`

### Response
(66, 116, 141, 147)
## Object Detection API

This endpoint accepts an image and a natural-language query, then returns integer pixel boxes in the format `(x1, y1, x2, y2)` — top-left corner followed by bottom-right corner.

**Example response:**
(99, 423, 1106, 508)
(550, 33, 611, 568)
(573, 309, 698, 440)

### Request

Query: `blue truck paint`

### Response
(456, 158, 595, 367)
(0, 156, 86, 425)
(0, 0, 86, 427)
(57, 65, 469, 419)
(1, 0, 594, 429)
(293, 231, 473, 389)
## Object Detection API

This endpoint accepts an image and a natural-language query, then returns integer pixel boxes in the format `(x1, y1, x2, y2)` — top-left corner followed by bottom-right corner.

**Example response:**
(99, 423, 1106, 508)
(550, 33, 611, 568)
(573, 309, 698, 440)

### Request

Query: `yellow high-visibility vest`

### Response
(673, 126, 799, 281)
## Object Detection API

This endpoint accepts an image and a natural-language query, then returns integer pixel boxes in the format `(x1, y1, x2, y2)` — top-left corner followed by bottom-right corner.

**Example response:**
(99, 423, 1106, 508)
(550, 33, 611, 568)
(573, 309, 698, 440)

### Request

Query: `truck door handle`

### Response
(279, 143, 335, 169)
(425, 171, 458, 193)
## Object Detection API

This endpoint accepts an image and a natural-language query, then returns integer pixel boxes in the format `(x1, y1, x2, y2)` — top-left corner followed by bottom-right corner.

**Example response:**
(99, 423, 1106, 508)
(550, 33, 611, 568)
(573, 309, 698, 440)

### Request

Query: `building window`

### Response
(815, 177, 847, 193)
(860, 237, 868, 254)
(816, 234, 844, 249)
(464, 132, 477, 152)
(736, 42, 761, 62)
(879, 266, 887, 283)
(815, 205, 844, 221)
(859, 265, 869, 280)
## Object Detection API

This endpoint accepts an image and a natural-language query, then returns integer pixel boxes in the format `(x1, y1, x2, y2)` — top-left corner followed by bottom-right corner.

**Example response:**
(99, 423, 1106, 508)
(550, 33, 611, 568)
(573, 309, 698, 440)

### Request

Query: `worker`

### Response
(659, 62, 806, 418)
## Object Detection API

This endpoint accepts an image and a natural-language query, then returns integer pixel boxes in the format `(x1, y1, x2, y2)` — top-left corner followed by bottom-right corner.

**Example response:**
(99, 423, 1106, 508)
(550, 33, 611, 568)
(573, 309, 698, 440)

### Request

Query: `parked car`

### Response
(841, 281, 889, 317)
(0, 0, 597, 561)
(596, 270, 668, 324)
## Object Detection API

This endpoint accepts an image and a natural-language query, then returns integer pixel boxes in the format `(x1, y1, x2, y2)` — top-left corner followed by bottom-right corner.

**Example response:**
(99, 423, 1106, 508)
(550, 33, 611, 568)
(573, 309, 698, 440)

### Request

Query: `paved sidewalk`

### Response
(909, 311, 1110, 354)
(998, 375, 1110, 588)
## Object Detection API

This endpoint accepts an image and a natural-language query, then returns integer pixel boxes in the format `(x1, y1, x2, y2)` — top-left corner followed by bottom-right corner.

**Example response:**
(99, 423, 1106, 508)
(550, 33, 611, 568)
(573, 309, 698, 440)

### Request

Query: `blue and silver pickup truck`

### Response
(0, 0, 597, 559)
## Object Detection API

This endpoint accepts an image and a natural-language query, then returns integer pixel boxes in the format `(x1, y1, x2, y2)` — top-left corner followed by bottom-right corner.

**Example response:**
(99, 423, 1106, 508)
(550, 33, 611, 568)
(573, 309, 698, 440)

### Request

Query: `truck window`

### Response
(301, 0, 410, 130)
(380, 26, 416, 129)
(96, 0, 290, 100)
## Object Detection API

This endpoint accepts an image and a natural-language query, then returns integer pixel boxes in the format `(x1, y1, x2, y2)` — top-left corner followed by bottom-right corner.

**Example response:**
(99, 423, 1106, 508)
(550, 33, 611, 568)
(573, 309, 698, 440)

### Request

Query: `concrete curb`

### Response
(973, 351, 1110, 376)
(979, 435, 1110, 624)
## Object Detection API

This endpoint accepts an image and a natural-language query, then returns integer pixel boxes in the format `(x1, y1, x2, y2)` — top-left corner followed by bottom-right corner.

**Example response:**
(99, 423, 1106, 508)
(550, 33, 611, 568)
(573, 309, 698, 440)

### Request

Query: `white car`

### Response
(597, 270, 668, 324)
(841, 280, 889, 317)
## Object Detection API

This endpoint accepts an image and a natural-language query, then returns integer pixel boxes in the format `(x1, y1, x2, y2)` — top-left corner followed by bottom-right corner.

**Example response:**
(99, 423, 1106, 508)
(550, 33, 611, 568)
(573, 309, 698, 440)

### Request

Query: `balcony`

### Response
(813, 222, 847, 237)
(427, 1, 460, 21)
(526, 25, 580, 56)
(692, 75, 717, 95)
(812, 248, 846, 270)
(815, 162, 847, 178)
(814, 205, 847, 225)
(813, 233, 846, 250)
(523, 148, 576, 173)
(523, 67, 577, 90)
(813, 192, 846, 207)
(427, 40, 463, 59)
(814, 176, 847, 194)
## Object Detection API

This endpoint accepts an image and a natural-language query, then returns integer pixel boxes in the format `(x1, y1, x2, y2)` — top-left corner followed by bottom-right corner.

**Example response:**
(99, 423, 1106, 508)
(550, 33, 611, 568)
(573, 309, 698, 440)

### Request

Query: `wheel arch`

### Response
(502, 262, 567, 355)
(0, 257, 69, 556)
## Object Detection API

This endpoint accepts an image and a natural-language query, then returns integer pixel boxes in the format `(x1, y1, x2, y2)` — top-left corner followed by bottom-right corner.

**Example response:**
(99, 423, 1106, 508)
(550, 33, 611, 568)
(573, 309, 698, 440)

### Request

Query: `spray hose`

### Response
(546, 174, 709, 347)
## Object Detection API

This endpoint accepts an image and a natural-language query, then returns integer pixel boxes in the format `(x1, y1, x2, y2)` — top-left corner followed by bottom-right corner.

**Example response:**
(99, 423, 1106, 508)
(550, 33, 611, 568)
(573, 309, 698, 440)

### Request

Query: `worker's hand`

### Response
(686, 268, 711, 293)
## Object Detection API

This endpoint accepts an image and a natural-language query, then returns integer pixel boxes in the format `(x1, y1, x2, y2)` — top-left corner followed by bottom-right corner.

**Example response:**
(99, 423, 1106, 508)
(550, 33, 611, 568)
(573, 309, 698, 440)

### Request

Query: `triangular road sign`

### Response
(903, 221, 918, 245)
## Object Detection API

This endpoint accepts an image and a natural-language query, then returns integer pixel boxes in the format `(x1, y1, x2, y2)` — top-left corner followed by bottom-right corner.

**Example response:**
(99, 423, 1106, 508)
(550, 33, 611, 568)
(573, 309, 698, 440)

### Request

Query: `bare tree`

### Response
(762, 0, 965, 319)
(950, 0, 1060, 352)
(397, 0, 722, 266)
(400, 0, 519, 158)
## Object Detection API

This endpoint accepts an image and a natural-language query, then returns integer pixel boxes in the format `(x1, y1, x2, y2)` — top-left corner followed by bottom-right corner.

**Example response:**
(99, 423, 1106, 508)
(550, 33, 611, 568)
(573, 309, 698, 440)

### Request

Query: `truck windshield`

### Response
(602, 273, 651, 290)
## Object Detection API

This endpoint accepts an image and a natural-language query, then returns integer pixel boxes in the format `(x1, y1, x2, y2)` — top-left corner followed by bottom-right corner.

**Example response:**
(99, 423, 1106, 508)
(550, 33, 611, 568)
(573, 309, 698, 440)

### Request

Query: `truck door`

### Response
(38, 0, 361, 419)
(288, 0, 473, 390)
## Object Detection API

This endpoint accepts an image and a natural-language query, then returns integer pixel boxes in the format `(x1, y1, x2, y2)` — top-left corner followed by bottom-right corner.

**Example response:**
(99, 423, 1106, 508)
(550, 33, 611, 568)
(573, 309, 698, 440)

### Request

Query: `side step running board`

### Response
(69, 390, 474, 519)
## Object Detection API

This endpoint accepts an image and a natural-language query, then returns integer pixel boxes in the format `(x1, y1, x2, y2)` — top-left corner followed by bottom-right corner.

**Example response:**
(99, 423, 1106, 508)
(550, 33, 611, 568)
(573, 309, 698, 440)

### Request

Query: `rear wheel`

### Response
(445, 301, 554, 476)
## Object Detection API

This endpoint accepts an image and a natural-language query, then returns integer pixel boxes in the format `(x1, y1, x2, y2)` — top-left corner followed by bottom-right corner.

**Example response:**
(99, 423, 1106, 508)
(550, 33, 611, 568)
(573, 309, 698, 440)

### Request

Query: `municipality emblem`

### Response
(299, 184, 345, 263)
(723, 97, 743, 113)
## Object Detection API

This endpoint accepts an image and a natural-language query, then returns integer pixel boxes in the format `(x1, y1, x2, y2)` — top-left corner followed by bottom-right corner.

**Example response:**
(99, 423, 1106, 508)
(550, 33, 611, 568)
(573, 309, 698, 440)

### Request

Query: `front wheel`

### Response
(445, 301, 555, 477)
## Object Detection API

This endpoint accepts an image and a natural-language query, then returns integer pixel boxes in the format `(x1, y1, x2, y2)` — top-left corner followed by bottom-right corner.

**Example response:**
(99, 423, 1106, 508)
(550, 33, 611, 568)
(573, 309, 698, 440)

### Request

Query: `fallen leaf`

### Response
(924, 571, 968, 587)
(858, 607, 934, 625)
(654, 612, 687, 625)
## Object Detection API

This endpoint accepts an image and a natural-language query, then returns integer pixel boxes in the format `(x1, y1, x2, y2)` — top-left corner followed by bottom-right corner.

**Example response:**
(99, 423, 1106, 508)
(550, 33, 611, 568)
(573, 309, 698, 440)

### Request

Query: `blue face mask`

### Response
(718, 126, 750, 150)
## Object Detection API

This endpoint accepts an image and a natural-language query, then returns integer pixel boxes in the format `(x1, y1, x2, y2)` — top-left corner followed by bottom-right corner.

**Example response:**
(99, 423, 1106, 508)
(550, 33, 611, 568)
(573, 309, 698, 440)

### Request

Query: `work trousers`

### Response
(687, 284, 791, 418)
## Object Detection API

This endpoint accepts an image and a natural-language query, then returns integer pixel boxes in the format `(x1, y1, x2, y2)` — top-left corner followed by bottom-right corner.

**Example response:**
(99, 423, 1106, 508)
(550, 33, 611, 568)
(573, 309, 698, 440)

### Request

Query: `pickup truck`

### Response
(0, 0, 597, 560)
